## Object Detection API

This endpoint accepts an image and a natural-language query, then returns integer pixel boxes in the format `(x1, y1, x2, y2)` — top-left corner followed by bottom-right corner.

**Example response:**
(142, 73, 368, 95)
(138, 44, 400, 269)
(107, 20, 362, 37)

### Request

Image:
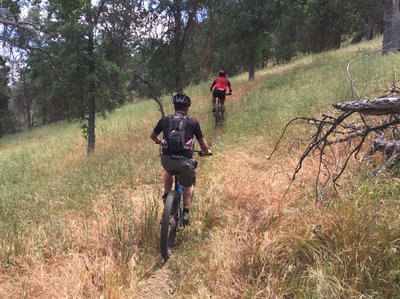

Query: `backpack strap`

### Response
(179, 115, 188, 131)
(179, 115, 190, 150)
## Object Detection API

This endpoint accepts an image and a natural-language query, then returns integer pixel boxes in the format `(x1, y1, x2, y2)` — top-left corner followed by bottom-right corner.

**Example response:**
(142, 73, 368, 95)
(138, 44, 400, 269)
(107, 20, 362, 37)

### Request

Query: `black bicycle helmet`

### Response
(173, 93, 191, 107)
(218, 69, 226, 77)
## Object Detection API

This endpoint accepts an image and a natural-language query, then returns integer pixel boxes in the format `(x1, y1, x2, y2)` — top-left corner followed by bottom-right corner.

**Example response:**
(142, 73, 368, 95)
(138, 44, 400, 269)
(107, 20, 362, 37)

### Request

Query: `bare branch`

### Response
(132, 73, 165, 117)
(0, 15, 40, 33)
(346, 49, 382, 101)
(291, 111, 354, 181)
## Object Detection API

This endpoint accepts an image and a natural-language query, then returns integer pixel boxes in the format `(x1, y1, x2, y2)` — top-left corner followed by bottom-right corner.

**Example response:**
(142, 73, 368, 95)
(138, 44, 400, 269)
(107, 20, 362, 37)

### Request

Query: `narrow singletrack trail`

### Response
(135, 74, 272, 297)
(136, 266, 174, 298)
(135, 60, 314, 297)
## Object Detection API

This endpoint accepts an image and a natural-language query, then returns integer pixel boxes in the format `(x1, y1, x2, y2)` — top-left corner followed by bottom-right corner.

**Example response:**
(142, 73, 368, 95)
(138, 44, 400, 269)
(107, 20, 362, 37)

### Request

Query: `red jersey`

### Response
(212, 77, 231, 90)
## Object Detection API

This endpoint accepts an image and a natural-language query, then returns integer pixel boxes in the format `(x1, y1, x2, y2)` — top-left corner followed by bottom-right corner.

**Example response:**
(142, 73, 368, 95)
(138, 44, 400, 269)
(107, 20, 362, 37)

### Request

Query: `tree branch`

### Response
(132, 73, 165, 117)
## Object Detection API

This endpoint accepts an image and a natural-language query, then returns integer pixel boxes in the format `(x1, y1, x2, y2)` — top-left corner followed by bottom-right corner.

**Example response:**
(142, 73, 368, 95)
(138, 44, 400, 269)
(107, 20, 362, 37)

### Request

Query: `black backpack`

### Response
(164, 114, 191, 154)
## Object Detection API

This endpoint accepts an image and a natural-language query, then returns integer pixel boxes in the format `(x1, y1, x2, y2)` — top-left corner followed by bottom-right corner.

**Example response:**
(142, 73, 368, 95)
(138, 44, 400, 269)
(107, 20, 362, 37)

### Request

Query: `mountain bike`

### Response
(160, 150, 211, 260)
(214, 92, 232, 126)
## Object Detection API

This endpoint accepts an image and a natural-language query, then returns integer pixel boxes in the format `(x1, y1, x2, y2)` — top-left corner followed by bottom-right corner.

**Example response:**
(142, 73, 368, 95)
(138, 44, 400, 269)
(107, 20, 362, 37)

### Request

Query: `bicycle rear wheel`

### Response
(160, 190, 180, 260)
(214, 104, 222, 126)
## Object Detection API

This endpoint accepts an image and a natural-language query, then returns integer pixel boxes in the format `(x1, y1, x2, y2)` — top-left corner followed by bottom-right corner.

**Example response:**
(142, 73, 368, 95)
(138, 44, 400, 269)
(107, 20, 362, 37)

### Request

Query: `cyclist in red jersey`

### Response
(209, 70, 232, 118)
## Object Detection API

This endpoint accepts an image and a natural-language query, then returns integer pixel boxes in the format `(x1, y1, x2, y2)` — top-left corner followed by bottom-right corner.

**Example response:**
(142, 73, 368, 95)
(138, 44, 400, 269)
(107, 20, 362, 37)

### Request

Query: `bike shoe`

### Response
(182, 211, 190, 226)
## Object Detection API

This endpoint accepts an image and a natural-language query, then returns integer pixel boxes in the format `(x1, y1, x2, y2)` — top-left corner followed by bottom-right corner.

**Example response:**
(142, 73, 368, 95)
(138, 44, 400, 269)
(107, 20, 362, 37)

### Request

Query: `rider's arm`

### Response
(210, 80, 216, 92)
(150, 131, 161, 144)
(193, 119, 211, 155)
(151, 118, 164, 144)
(228, 81, 232, 94)
(198, 137, 211, 156)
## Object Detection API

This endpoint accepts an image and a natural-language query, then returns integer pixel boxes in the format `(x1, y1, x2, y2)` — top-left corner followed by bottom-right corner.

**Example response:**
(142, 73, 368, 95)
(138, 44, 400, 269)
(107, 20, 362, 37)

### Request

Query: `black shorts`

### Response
(161, 155, 197, 187)
(213, 88, 226, 101)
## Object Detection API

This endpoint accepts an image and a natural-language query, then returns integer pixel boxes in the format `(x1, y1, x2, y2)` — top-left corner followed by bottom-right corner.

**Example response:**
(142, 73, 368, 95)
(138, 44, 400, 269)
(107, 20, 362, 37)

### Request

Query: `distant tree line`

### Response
(0, 0, 391, 151)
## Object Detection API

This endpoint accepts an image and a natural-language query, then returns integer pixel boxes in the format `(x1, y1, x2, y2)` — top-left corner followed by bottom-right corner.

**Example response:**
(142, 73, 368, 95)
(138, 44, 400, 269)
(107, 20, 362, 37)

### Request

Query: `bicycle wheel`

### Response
(160, 190, 180, 260)
(214, 104, 221, 126)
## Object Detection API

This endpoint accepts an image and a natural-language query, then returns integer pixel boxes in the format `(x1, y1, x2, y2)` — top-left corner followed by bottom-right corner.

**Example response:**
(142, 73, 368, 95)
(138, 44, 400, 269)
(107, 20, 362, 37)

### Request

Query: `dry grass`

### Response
(174, 136, 399, 297)
(1, 38, 400, 298)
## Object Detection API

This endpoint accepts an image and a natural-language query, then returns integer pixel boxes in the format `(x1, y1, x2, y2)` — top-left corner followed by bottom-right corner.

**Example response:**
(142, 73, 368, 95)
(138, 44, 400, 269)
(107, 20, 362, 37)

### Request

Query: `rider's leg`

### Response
(221, 99, 225, 116)
(182, 184, 194, 209)
(182, 184, 194, 224)
(211, 94, 216, 111)
(179, 158, 196, 224)
(163, 171, 173, 194)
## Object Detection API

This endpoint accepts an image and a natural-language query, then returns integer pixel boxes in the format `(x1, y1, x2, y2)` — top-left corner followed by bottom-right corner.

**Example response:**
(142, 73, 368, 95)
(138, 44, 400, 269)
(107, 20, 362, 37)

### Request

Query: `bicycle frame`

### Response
(173, 174, 183, 222)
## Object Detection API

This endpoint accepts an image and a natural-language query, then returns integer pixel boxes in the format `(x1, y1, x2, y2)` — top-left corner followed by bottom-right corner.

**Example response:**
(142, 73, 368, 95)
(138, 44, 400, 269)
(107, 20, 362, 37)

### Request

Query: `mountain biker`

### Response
(150, 93, 212, 225)
(210, 69, 233, 118)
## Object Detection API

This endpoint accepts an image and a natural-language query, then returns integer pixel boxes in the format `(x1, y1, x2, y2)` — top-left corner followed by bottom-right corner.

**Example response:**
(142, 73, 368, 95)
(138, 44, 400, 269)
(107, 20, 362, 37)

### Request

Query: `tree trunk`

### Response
(41, 103, 48, 125)
(87, 30, 96, 154)
(382, 0, 400, 54)
(248, 49, 255, 81)
(174, 42, 185, 93)
(173, 8, 185, 93)
(87, 4, 96, 154)
(332, 96, 400, 115)
(26, 101, 32, 129)
(21, 72, 33, 129)
(365, 14, 375, 40)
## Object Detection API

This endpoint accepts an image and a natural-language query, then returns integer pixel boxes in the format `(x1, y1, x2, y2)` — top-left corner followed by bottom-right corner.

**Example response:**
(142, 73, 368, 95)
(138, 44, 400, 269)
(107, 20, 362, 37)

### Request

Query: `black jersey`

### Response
(153, 112, 204, 157)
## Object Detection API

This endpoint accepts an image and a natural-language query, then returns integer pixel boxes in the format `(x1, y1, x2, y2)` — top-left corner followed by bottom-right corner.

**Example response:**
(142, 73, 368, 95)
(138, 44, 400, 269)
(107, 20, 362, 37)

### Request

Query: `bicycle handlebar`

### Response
(193, 150, 213, 157)
(155, 143, 212, 156)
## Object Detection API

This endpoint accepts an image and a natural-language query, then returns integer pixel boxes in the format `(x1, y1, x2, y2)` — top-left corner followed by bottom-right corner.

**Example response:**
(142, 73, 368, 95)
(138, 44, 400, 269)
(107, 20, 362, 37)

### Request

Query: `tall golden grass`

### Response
(1, 38, 400, 297)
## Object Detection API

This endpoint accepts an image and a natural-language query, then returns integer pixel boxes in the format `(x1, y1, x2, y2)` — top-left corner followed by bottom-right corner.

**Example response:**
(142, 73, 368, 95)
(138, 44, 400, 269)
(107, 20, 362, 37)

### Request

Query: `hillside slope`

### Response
(1, 38, 400, 298)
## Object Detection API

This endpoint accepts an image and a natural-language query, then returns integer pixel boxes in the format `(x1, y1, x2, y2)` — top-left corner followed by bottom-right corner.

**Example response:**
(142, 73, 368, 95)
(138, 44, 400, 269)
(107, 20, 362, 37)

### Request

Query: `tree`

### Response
(349, 0, 382, 42)
(1, 0, 143, 152)
(213, 0, 277, 81)
(49, 0, 144, 153)
(382, 0, 400, 54)
(139, 0, 205, 93)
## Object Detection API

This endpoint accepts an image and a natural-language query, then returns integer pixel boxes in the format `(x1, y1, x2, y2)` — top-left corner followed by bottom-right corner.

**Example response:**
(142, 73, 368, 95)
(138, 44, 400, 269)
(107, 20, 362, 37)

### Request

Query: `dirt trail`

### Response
(135, 60, 313, 297)
(136, 266, 174, 298)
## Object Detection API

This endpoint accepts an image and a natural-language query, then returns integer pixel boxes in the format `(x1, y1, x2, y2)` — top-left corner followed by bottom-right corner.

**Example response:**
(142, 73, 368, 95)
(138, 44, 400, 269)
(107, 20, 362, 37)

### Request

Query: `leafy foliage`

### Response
(0, 0, 384, 140)
(0, 56, 19, 136)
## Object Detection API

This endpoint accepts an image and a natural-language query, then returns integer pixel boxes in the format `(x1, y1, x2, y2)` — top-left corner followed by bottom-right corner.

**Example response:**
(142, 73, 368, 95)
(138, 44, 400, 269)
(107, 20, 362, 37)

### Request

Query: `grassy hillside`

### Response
(1, 38, 400, 297)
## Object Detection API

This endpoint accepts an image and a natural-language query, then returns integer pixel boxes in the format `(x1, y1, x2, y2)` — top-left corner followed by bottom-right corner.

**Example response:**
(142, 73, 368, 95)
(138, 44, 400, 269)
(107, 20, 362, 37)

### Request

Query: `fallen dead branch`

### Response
(270, 80, 400, 203)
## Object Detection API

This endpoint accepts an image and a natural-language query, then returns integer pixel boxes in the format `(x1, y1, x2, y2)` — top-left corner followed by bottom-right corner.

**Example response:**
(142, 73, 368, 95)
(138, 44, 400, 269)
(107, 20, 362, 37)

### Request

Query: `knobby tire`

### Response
(160, 190, 179, 260)
(215, 104, 222, 127)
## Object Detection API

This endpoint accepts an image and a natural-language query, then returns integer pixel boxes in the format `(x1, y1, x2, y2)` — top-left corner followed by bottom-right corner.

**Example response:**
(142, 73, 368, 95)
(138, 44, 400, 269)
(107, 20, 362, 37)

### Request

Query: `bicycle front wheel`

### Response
(160, 190, 180, 260)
